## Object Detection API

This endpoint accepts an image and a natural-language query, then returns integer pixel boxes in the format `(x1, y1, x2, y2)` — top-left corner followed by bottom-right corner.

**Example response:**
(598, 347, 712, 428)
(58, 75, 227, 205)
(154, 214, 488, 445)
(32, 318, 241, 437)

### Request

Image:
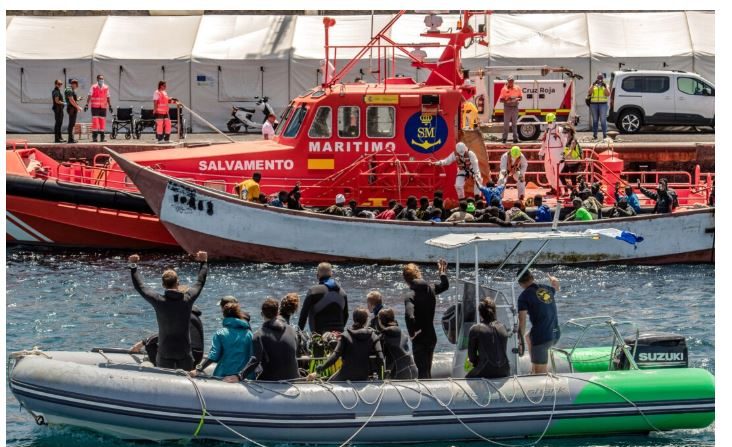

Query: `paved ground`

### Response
(6, 129, 715, 147)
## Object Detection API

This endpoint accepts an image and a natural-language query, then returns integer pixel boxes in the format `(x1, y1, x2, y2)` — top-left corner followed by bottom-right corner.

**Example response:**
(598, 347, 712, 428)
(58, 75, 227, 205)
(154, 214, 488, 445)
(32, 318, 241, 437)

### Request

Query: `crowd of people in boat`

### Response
(232, 164, 681, 225)
(127, 253, 561, 382)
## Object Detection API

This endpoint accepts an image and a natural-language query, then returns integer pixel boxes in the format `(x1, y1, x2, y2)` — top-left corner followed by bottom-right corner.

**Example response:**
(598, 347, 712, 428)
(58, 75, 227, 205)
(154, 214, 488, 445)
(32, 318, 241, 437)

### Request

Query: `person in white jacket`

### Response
(498, 146, 528, 200)
(432, 142, 482, 199)
(538, 113, 566, 195)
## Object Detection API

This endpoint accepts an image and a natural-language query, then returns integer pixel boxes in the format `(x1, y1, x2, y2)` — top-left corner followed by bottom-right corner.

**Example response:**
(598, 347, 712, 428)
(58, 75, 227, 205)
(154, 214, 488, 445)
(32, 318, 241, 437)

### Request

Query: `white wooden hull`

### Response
(110, 150, 715, 264)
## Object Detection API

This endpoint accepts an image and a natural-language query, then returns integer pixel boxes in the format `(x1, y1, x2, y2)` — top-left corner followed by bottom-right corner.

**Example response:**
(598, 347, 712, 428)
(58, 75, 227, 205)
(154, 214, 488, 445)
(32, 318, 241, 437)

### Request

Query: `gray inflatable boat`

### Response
(9, 347, 714, 444)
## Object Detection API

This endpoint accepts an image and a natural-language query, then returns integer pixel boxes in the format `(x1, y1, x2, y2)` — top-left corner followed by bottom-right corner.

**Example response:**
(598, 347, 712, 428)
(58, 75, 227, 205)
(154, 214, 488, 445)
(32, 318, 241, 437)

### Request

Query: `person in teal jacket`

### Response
(191, 302, 253, 378)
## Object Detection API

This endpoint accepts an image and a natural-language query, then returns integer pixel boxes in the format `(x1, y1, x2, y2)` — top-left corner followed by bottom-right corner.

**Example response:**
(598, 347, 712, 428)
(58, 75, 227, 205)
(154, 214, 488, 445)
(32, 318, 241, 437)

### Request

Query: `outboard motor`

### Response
(614, 332, 688, 370)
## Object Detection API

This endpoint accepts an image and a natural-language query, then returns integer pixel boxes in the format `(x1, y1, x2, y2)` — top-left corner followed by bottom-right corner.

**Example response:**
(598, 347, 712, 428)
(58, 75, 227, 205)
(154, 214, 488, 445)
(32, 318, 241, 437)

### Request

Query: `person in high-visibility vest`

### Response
(538, 112, 566, 196)
(587, 73, 610, 140)
(498, 146, 528, 200)
(84, 74, 113, 142)
(153, 80, 178, 143)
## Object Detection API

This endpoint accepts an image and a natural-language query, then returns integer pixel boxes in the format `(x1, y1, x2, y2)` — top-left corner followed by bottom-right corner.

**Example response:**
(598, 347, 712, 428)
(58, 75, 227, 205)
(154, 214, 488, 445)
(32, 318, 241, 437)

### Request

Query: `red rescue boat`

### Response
(6, 147, 177, 249)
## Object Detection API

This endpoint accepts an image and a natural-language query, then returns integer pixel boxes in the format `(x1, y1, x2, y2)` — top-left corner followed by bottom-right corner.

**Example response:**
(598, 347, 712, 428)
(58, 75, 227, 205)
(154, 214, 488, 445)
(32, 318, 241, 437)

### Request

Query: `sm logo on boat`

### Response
(404, 112, 448, 154)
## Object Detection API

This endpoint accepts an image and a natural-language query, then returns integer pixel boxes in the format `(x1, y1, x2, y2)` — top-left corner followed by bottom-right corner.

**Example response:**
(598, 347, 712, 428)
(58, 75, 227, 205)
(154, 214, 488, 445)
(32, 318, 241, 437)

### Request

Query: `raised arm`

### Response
(128, 255, 163, 305)
(186, 252, 209, 302)
(433, 259, 449, 295)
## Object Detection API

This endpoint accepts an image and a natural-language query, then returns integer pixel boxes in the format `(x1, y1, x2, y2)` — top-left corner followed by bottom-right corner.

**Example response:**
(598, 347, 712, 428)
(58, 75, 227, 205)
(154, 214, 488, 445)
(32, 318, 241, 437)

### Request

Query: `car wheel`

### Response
(617, 110, 642, 134)
(518, 122, 541, 141)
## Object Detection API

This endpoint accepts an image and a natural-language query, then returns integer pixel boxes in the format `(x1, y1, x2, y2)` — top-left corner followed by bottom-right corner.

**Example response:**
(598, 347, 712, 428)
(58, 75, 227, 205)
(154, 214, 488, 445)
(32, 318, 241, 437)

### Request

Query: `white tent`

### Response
(587, 12, 694, 80)
(685, 11, 715, 82)
(92, 16, 201, 118)
(478, 13, 592, 125)
(6, 16, 107, 132)
(5, 12, 715, 133)
(190, 15, 295, 132)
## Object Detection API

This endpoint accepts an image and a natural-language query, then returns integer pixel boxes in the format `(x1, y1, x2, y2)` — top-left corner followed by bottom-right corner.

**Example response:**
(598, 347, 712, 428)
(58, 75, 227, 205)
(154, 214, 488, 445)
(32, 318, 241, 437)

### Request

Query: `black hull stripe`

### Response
(12, 387, 715, 430)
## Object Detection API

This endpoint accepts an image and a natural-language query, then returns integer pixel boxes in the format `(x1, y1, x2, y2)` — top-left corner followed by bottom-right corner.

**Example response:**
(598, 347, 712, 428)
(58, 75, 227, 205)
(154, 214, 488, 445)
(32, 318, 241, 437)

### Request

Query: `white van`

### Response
(608, 70, 715, 133)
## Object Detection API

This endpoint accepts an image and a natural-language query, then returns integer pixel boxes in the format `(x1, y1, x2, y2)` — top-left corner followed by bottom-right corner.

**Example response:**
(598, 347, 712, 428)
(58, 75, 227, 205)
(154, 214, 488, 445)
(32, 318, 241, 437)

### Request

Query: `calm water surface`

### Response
(5, 248, 715, 446)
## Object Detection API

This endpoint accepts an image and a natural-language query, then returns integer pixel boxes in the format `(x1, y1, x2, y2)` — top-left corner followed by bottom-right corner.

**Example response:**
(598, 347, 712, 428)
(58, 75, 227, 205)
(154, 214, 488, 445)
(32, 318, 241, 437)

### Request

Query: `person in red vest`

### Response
(84, 74, 113, 142)
(153, 80, 179, 143)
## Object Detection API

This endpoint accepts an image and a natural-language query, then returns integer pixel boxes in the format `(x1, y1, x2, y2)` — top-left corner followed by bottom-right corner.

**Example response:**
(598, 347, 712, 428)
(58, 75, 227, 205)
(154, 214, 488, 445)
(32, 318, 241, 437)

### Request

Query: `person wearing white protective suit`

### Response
(432, 142, 482, 199)
(499, 146, 528, 200)
(538, 113, 566, 195)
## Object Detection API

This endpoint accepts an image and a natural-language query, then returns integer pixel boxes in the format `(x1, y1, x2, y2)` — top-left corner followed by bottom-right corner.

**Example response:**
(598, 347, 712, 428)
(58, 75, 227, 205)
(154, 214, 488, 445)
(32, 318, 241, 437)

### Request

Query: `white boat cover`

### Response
(425, 230, 601, 249)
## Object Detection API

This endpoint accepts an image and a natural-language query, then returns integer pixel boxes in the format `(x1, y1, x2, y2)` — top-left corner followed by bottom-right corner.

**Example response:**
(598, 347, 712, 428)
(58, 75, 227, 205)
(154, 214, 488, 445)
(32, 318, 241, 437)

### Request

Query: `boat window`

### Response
(337, 106, 360, 138)
(312, 90, 327, 98)
(283, 105, 308, 138)
(308, 106, 332, 138)
(366, 106, 395, 138)
(298, 89, 315, 98)
(274, 104, 293, 136)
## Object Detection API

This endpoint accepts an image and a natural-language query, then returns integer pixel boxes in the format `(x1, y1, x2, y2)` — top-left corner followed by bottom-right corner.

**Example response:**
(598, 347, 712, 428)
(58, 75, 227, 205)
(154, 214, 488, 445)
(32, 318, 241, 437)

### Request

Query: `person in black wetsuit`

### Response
(402, 259, 449, 379)
(377, 308, 418, 380)
(310, 308, 384, 381)
(366, 290, 384, 331)
(189, 305, 204, 364)
(638, 178, 678, 214)
(298, 262, 349, 336)
(128, 251, 208, 370)
(131, 304, 205, 365)
(467, 298, 510, 379)
(225, 297, 300, 382)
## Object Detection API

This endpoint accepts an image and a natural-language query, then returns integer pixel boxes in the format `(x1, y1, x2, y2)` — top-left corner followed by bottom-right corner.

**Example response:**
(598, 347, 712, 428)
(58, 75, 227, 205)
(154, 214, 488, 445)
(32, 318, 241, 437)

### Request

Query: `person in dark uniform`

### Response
(402, 259, 449, 379)
(128, 251, 208, 370)
(130, 304, 204, 366)
(225, 297, 300, 382)
(311, 308, 384, 381)
(52, 80, 65, 143)
(298, 262, 349, 335)
(467, 298, 510, 379)
(517, 269, 561, 374)
(377, 307, 418, 380)
(64, 79, 82, 144)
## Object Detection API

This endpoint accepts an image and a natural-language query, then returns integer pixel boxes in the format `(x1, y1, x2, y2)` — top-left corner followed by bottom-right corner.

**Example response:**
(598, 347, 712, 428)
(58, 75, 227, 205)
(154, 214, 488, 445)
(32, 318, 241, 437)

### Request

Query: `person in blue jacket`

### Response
(477, 180, 505, 210)
(191, 302, 253, 378)
(614, 182, 641, 213)
(533, 194, 553, 223)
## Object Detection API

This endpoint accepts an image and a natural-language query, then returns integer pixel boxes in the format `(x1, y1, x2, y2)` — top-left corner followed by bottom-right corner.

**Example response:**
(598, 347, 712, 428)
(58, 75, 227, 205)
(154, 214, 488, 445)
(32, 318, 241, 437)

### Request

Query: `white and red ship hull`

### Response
(112, 150, 714, 264)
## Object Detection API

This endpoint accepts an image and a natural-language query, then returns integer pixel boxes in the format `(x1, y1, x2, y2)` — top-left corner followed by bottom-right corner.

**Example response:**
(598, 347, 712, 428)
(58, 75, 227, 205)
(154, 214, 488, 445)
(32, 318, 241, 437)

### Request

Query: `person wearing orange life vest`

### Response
(84, 74, 113, 142)
(432, 142, 482, 199)
(153, 80, 179, 143)
(498, 146, 529, 200)
(538, 113, 566, 196)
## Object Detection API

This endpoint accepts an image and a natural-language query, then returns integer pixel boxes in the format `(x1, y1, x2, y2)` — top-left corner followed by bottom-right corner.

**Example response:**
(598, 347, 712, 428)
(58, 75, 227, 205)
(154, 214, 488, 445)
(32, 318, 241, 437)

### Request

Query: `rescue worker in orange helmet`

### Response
(153, 80, 179, 144)
(84, 74, 113, 143)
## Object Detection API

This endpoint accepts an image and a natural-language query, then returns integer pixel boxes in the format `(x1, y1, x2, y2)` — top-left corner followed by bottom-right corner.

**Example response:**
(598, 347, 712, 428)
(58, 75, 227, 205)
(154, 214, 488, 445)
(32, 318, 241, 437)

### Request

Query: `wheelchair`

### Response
(110, 107, 134, 140)
(134, 108, 156, 139)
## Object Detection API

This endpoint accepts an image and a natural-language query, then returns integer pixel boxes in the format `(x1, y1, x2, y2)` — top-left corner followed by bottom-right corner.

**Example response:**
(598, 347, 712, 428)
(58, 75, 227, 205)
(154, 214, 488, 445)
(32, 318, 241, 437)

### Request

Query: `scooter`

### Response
(226, 96, 277, 133)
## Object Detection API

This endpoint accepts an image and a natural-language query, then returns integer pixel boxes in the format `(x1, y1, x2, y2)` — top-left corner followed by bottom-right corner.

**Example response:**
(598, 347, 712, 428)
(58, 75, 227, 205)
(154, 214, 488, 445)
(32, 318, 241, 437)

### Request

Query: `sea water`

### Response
(5, 248, 715, 446)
